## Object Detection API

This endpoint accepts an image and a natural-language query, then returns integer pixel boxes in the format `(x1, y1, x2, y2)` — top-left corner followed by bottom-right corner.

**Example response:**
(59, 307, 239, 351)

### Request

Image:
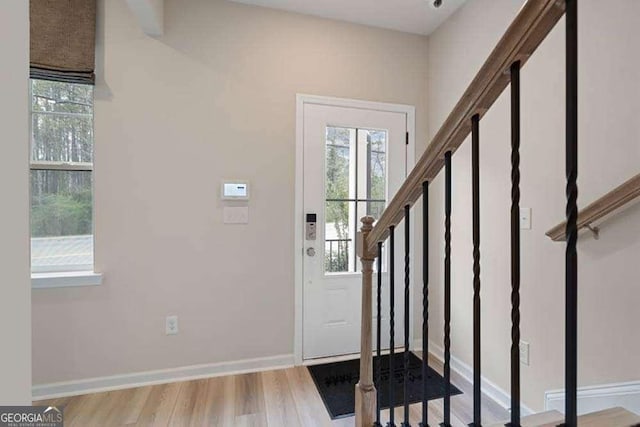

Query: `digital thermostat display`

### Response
(221, 182, 249, 200)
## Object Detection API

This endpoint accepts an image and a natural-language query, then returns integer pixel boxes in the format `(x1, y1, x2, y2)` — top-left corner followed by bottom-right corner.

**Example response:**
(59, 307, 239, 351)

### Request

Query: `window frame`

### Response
(29, 79, 101, 287)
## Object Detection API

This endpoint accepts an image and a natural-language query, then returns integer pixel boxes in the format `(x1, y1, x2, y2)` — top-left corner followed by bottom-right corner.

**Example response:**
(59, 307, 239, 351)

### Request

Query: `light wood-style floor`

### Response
(35, 354, 509, 426)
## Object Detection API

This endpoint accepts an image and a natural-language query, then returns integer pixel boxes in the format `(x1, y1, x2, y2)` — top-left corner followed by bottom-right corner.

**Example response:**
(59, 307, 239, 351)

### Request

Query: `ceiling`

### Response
(227, 0, 467, 36)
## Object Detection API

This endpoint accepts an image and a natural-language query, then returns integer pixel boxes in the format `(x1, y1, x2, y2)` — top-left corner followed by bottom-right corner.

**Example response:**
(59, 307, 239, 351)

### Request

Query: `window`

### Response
(30, 79, 95, 274)
(324, 126, 387, 273)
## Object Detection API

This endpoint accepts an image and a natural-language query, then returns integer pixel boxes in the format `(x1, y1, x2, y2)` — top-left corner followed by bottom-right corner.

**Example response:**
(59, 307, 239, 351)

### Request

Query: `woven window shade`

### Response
(30, 0, 97, 85)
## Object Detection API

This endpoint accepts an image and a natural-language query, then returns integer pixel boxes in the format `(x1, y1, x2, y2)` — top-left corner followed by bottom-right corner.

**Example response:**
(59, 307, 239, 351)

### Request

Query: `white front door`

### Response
(301, 100, 411, 360)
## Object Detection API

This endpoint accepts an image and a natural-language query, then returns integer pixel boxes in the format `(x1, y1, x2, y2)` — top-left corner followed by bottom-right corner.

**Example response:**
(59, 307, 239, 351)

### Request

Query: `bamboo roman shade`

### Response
(30, 0, 97, 84)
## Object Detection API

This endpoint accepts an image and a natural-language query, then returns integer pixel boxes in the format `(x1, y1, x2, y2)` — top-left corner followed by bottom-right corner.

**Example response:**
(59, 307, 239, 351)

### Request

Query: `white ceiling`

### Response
(228, 0, 467, 36)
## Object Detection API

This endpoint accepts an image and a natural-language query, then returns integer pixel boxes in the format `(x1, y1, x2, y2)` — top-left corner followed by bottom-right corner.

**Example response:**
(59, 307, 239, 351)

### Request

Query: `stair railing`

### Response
(353, 0, 579, 426)
(546, 172, 640, 241)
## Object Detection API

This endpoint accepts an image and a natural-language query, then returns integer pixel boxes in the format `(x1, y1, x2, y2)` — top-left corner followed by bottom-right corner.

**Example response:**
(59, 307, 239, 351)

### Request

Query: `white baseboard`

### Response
(32, 354, 295, 400)
(414, 339, 533, 416)
(545, 381, 640, 416)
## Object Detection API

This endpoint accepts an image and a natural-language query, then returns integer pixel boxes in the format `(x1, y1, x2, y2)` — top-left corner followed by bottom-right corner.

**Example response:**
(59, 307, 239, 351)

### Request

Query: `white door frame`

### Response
(294, 94, 416, 365)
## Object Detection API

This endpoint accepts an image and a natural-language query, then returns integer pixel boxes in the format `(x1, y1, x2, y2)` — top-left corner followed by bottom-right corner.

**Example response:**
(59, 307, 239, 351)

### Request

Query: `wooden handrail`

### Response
(546, 173, 640, 241)
(366, 0, 565, 253)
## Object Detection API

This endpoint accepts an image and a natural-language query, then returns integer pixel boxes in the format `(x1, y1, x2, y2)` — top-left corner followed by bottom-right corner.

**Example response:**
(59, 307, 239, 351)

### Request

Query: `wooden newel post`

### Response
(355, 216, 377, 427)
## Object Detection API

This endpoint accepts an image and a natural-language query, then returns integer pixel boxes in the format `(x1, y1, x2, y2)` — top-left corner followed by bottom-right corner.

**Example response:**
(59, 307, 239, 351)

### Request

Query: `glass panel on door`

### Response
(324, 126, 387, 274)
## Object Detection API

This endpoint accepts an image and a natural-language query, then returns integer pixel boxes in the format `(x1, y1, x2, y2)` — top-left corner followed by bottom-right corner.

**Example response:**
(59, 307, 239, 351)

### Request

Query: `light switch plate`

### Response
(519, 340, 530, 366)
(223, 206, 249, 224)
(520, 207, 532, 230)
(166, 315, 178, 335)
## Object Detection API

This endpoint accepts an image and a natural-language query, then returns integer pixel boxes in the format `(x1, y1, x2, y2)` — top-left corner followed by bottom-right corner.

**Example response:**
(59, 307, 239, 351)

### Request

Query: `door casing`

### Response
(294, 94, 416, 365)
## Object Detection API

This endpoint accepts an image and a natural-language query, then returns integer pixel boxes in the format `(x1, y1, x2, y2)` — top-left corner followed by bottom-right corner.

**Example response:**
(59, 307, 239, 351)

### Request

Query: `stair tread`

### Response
(488, 410, 564, 427)
(490, 407, 640, 427)
(567, 407, 639, 427)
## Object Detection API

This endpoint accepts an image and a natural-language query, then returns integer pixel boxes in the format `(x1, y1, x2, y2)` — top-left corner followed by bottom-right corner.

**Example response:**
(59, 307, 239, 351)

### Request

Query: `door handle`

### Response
(306, 247, 316, 257)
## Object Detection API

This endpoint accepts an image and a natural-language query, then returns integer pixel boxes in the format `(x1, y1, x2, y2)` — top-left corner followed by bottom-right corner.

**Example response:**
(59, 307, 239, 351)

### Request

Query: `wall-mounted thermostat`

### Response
(221, 181, 249, 200)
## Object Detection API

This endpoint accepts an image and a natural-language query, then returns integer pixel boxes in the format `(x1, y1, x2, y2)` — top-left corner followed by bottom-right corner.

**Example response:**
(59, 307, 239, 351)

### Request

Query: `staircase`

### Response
(352, 1, 639, 426)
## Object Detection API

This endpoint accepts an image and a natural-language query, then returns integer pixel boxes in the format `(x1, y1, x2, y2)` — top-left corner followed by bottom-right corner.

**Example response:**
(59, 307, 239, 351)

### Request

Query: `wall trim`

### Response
(416, 339, 534, 416)
(32, 354, 294, 400)
(545, 380, 640, 415)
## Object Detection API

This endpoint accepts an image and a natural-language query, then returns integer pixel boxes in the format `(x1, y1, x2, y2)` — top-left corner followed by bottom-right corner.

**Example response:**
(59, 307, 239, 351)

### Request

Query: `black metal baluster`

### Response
(441, 151, 452, 427)
(376, 241, 384, 427)
(508, 60, 522, 427)
(388, 226, 397, 427)
(564, 0, 579, 425)
(402, 205, 411, 427)
(471, 114, 482, 427)
(420, 181, 430, 427)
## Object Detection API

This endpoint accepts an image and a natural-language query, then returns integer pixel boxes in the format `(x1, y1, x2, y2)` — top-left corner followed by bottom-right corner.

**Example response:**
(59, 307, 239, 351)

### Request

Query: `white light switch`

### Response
(519, 340, 530, 366)
(166, 315, 179, 335)
(520, 207, 532, 230)
(223, 206, 249, 224)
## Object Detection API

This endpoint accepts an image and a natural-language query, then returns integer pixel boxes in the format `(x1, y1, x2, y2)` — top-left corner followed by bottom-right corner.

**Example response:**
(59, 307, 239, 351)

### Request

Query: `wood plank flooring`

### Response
(34, 354, 509, 426)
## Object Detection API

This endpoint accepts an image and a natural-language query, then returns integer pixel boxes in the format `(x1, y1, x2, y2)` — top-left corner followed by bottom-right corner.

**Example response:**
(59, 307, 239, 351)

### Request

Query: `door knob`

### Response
(306, 247, 316, 257)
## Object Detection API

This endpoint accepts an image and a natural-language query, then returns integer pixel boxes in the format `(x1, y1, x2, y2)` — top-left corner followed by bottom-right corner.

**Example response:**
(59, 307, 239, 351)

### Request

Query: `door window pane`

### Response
(325, 200, 355, 273)
(366, 130, 387, 202)
(363, 200, 386, 222)
(325, 127, 354, 200)
(324, 126, 387, 273)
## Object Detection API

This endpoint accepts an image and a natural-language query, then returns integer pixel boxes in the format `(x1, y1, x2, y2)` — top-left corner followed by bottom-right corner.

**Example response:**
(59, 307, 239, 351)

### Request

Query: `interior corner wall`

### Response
(0, 0, 32, 405)
(425, 0, 640, 412)
(31, 0, 429, 385)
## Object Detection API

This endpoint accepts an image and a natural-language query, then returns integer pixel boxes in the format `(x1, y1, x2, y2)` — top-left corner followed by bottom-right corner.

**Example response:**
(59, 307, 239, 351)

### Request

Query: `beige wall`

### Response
(31, 0, 429, 384)
(0, 0, 32, 405)
(426, 0, 640, 412)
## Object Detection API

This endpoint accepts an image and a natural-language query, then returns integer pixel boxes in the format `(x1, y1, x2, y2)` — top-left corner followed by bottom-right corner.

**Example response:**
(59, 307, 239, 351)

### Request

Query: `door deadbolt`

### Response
(306, 247, 316, 257)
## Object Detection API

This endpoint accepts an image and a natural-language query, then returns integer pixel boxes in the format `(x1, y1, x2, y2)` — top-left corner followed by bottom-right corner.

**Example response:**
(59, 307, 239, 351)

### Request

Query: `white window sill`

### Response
(32, 271, 103, 289)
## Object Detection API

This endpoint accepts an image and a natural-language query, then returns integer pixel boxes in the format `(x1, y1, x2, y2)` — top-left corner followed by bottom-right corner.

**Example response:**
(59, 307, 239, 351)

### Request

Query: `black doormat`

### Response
(307, 352, 462, 419)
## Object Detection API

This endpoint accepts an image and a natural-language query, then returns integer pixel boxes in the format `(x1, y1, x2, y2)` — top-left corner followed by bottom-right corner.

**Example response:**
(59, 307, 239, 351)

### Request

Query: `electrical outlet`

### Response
(166, 315, 179, 335)
(519, 340, 530, 366)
